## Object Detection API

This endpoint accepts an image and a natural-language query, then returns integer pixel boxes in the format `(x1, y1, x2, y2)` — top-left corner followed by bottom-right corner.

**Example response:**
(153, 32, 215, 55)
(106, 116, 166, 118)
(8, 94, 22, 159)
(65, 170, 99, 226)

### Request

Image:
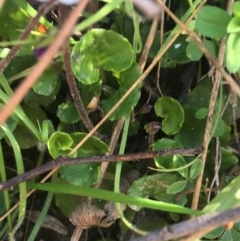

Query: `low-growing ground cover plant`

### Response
(1, 0, 240, 241)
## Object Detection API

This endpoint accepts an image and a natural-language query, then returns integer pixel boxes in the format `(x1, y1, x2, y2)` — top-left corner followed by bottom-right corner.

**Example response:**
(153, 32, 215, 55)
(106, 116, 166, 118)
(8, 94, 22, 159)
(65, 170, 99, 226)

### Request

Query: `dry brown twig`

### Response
(130, 205, 240, 241)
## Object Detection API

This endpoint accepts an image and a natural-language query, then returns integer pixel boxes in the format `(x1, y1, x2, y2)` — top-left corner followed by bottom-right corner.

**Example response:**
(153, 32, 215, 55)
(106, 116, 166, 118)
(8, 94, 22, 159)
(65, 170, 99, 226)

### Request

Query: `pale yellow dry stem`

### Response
(139, 16, 160, 72)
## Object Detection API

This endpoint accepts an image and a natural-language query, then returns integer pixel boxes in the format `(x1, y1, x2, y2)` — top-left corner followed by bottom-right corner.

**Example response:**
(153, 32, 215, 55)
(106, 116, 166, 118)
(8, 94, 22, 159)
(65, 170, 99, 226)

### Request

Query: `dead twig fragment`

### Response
(63, 45, 95, 133)
(0, 146, 203, 190)
(131, 206, 240, 241)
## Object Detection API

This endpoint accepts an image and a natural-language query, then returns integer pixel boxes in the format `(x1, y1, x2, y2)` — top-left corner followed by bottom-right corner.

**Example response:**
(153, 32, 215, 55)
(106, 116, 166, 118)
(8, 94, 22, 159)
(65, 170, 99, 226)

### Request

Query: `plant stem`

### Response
(0, 146, 203, 190)
(63, 45, 95, 133)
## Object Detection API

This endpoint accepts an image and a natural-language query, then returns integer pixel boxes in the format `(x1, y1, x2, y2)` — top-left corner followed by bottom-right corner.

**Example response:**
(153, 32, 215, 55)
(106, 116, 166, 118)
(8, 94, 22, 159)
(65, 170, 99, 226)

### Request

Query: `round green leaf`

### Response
(60, 163, 100, 187)
(184, 77, 212, 109)
(189, 159, 202, 179)
(57, 102, 81, 124)
(154, 96, 184, 135)
(59, 132, 109, 186)
(25, 80, 60, 107)
(152, 138, 184, 169)
(167, 180, 187, 194)
(47, 132, 73, 158)
(55, 191, 78, 217)
(203, 39, 218, 59)
(186, 41, 202, 61)
(196, 6, 231, 39)
(128, 173, 185, 205)
(174, 106, 205, 147)
(161, 35, 190, 68)
(71, 29, 134, 85)
(226, 33, 240, 73)
(101, 62, 141, 120)
(33, 66, 59, 96)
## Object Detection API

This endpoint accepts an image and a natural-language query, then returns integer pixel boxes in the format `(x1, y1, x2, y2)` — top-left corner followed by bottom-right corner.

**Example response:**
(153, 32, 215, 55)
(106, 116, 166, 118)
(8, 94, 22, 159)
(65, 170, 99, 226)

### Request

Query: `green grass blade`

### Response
(28, 182, 203, 216)
(0, 141, 12, 230)
(27, 174, 57, 241)
(1, 125, 27, 239)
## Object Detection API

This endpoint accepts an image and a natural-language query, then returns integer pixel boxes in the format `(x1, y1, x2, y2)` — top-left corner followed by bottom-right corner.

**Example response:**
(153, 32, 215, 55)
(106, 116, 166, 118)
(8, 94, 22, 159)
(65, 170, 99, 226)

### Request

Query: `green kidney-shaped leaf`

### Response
(60, 163, 100, 187)
(128, 173, 185, 205)
(71, 29, 134, 85)
(25, 80, 60, 107)
(33, 66, 59, 96)
(161, 35, 190, 68)
(57, 102, 81, 124)
(55, 188, 78, 217)
(174, 106, 205, 147)
(101, 62, 141, 120)
(226, 33, 240, 73)
(152, 138, 184, 169)
(186, 41, 202, 61)
(59, 132, 109, 186)
(167, 180, 187, 194)
(196, 6, 231, 39)
(154, 96, 184, 135)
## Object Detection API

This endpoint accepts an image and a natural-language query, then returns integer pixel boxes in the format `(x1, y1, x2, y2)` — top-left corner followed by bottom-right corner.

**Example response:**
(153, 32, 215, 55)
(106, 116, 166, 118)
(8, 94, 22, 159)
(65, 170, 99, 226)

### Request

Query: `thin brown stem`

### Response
(0, 0, 57, 73)
(63, 45, 95, 133)
(131, 206, 240, 241)
(94, 118, 125, 189)
(0, 146, 203, 190)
